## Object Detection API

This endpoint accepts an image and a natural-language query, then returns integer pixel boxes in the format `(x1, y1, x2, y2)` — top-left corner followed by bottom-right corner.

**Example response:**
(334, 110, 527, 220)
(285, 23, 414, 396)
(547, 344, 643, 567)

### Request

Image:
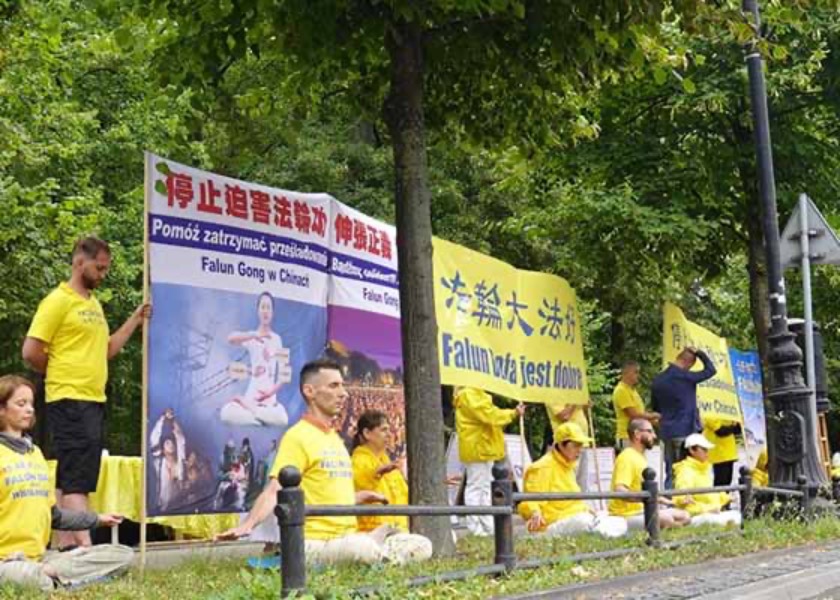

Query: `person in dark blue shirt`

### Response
(651, 348, 716, 489)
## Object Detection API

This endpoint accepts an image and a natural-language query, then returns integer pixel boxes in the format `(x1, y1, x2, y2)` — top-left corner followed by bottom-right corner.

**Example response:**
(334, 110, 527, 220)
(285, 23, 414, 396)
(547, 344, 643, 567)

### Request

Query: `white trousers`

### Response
(304, 532, 432, 565)
(463, 461, 494, 536)
(220, 402, 288, 427)
(545, 512, 627, 538)
(689, 510, 741, 528)
(0, 545, 134, 591)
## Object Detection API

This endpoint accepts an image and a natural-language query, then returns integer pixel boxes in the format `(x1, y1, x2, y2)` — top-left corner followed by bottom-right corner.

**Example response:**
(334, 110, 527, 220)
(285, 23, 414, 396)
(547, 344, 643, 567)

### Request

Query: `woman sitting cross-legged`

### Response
(0, 375, 133, 591)
(673, 433, 741, 528)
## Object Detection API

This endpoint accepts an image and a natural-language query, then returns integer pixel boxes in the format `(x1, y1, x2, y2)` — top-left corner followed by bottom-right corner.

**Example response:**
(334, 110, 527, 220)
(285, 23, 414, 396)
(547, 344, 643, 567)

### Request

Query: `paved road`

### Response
(502, 541, 840, 600)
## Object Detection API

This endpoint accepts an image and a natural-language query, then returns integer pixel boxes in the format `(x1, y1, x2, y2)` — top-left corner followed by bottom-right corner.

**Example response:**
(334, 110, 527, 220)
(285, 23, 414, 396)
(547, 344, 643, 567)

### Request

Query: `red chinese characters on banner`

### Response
(198, 180, 223, 215)
(167, 173, 194, 209)
(274, 195, 293, 229)
(159, 167, 330, 238)
(225, 185, 249, 220)
(333, 213, 393, 260)
(293, 201, 311, 234)
(250, 191, 271, 224)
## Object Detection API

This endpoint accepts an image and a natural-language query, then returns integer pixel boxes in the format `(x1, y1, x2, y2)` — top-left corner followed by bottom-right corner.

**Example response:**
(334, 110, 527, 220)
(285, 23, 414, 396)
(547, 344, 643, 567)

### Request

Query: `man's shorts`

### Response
(47, 400, 105, 494)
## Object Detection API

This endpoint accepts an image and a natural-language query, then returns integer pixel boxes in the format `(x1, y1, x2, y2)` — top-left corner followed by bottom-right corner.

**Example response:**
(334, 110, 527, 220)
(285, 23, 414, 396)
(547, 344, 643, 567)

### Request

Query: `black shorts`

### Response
(47, 400, 105, 494)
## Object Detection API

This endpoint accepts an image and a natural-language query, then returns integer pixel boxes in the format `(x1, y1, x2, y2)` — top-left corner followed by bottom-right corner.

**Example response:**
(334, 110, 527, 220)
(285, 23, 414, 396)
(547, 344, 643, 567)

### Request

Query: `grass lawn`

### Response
(5, 515, 840, 599)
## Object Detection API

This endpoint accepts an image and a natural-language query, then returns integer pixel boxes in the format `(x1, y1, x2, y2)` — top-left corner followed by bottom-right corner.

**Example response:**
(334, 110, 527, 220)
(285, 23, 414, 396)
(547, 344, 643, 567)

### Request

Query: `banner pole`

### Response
(585, 405, 604, 509)
(140, 152, 151, 574)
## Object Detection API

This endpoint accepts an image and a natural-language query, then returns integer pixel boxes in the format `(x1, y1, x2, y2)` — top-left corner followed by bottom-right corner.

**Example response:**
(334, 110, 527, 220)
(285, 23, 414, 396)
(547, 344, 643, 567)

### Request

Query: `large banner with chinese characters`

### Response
(145, 153, 334, 516)
(327, 203, 407, 464)
(729, 348, 766, 448)
(662, 303, 742, 422)
(433, 238, 589, 405)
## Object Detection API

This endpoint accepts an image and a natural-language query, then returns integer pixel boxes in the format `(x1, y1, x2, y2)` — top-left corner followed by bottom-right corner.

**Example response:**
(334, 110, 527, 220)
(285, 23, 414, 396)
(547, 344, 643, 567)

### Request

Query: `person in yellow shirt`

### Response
(701, 416, 741, 486)
(520, 423, 627, 538)
(612, 361, 660, 449)
(0, 375, 131, 591)
(21, 237, 149, 549)
(752, 448, 769, 487)
(673, 434, 741, 527)
(608, 418, 690, 530)
(218, 360, 431, 565)
(454, 387, 525, 536)
(352, 410, 409, 532)
(545, 398, 591, 490)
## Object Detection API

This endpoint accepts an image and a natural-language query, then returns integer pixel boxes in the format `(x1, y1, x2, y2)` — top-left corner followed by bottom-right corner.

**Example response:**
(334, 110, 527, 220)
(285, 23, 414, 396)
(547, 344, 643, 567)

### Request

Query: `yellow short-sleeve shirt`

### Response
(612, 382, 644, 441)
(544, 399, 589, 442)
(608, 447, 648, 517)
(27, 283, 109, 402)
(0, 444, 54, 560)
(351, 445, 409, 532)
(270, 417, 357, 540)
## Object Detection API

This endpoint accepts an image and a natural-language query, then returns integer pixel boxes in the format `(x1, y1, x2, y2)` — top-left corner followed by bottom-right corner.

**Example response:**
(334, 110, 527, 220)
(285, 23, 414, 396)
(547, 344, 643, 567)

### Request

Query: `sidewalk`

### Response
(501, 540, 840, 600)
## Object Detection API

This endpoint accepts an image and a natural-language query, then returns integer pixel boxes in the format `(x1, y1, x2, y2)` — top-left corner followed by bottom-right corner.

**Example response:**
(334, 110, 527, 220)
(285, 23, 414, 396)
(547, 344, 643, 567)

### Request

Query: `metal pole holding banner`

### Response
(140, 152, 151, 573)
(797, 194, 823, 479)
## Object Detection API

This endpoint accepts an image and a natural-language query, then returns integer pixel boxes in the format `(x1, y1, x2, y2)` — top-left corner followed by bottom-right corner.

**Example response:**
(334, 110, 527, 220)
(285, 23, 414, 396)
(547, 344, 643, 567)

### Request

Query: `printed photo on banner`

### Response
(729, 348, 766, 448)
(662, 303, 742, 423)
(146, 285, 328, 516)
(433, 238, 589, 405)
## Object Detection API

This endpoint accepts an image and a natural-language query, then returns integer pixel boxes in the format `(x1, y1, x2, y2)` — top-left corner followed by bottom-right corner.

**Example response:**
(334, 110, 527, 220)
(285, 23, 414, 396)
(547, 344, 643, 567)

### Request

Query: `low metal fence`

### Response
(273, 465, 810, 597)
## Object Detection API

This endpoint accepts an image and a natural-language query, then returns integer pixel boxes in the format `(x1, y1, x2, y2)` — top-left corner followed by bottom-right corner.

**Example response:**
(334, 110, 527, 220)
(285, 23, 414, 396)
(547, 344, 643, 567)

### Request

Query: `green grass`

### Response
(5, 515, 840, 599)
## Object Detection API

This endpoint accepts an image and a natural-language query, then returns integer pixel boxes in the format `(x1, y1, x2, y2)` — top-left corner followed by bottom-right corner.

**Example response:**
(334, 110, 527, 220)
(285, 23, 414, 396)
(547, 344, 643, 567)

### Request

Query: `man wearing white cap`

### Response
(519, 422, 627, 538)
(673, 433, 741, 527)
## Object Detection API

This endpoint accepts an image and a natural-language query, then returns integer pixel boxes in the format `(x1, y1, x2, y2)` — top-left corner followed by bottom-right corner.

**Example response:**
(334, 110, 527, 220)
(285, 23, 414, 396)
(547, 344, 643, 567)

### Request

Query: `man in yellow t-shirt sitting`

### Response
(217, 360, 431, 565)
(608, 419, 690, 530)
(519, 423, 626, 538)
(673, 434, 741, 527)
(545, 398, 591, 491)
(612, 361, 660, 449)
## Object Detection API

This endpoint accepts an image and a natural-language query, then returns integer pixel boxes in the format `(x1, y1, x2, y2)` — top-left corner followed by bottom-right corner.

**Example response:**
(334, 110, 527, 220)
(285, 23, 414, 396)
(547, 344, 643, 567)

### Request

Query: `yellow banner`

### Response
(662, 303, 742, 422)
(433, 238, 589, 404)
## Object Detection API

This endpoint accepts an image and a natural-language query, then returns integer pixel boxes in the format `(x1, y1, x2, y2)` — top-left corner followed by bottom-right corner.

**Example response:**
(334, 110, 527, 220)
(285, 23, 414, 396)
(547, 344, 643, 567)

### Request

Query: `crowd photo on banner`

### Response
(0, 154, 772, 591)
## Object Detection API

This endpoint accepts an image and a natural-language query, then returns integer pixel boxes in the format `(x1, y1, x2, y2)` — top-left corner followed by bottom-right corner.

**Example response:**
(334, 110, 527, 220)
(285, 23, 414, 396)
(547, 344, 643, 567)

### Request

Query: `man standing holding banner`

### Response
(22, 236, 149, 549)
(454, 386, 525, 536)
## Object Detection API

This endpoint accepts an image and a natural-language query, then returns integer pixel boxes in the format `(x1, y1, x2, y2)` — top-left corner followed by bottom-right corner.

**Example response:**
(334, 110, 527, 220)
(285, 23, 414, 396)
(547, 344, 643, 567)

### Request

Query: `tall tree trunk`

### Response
(384, 18, 454, 556)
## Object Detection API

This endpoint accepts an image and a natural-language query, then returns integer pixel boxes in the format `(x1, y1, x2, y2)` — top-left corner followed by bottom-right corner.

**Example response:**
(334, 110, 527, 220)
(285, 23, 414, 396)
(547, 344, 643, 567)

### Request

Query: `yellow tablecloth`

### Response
(48, 456, 239, 539)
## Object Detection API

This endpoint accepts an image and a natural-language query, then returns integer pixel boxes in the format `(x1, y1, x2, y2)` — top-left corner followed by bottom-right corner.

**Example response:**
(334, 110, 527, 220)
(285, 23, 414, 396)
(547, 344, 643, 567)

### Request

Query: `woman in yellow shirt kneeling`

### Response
(351, 410, 409, 532)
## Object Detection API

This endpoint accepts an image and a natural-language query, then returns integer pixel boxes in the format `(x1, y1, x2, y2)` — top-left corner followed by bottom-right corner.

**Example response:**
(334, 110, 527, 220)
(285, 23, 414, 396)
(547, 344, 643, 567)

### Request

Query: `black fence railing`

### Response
(273, 465, 811, 597)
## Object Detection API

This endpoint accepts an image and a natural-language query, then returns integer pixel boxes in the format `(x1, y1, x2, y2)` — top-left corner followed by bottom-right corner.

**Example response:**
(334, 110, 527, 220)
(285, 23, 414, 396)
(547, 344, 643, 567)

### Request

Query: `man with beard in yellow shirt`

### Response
(609, 419, 691, 530)
(218, 360, 431, 565)
(519, 423, 626, 538)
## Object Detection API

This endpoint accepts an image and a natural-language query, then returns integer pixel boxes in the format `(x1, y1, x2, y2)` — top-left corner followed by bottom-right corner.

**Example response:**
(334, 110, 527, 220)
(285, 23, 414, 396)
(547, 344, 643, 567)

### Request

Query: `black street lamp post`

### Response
(741, 0, 826, 488)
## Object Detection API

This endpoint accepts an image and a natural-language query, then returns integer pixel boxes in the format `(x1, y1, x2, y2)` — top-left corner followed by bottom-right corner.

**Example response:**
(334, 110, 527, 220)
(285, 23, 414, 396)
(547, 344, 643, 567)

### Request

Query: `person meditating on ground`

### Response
(519, 422, 627, 538)
(351, 410, 409, 533)
(0, 375, 132, 591)
(217, 359, 431, 565)
(609, 418, 691, 530)
(673, 434, 741, 528)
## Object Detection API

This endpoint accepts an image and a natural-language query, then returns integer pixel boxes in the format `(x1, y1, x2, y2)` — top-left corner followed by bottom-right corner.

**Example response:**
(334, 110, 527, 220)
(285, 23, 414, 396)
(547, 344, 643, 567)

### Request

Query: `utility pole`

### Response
(741, 0, 825, 487)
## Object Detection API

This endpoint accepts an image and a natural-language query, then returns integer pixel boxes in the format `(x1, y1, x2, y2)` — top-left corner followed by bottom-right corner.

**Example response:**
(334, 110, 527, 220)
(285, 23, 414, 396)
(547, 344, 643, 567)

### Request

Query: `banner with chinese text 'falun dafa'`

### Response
(433, 238, 589, 405)
(662, 302, 742, 422)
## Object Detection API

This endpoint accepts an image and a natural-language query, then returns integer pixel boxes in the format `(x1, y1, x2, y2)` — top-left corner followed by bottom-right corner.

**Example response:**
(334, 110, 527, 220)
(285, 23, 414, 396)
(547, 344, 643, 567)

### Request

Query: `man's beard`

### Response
(82, 273, 100, 290)
(642, 438, 655, 450)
